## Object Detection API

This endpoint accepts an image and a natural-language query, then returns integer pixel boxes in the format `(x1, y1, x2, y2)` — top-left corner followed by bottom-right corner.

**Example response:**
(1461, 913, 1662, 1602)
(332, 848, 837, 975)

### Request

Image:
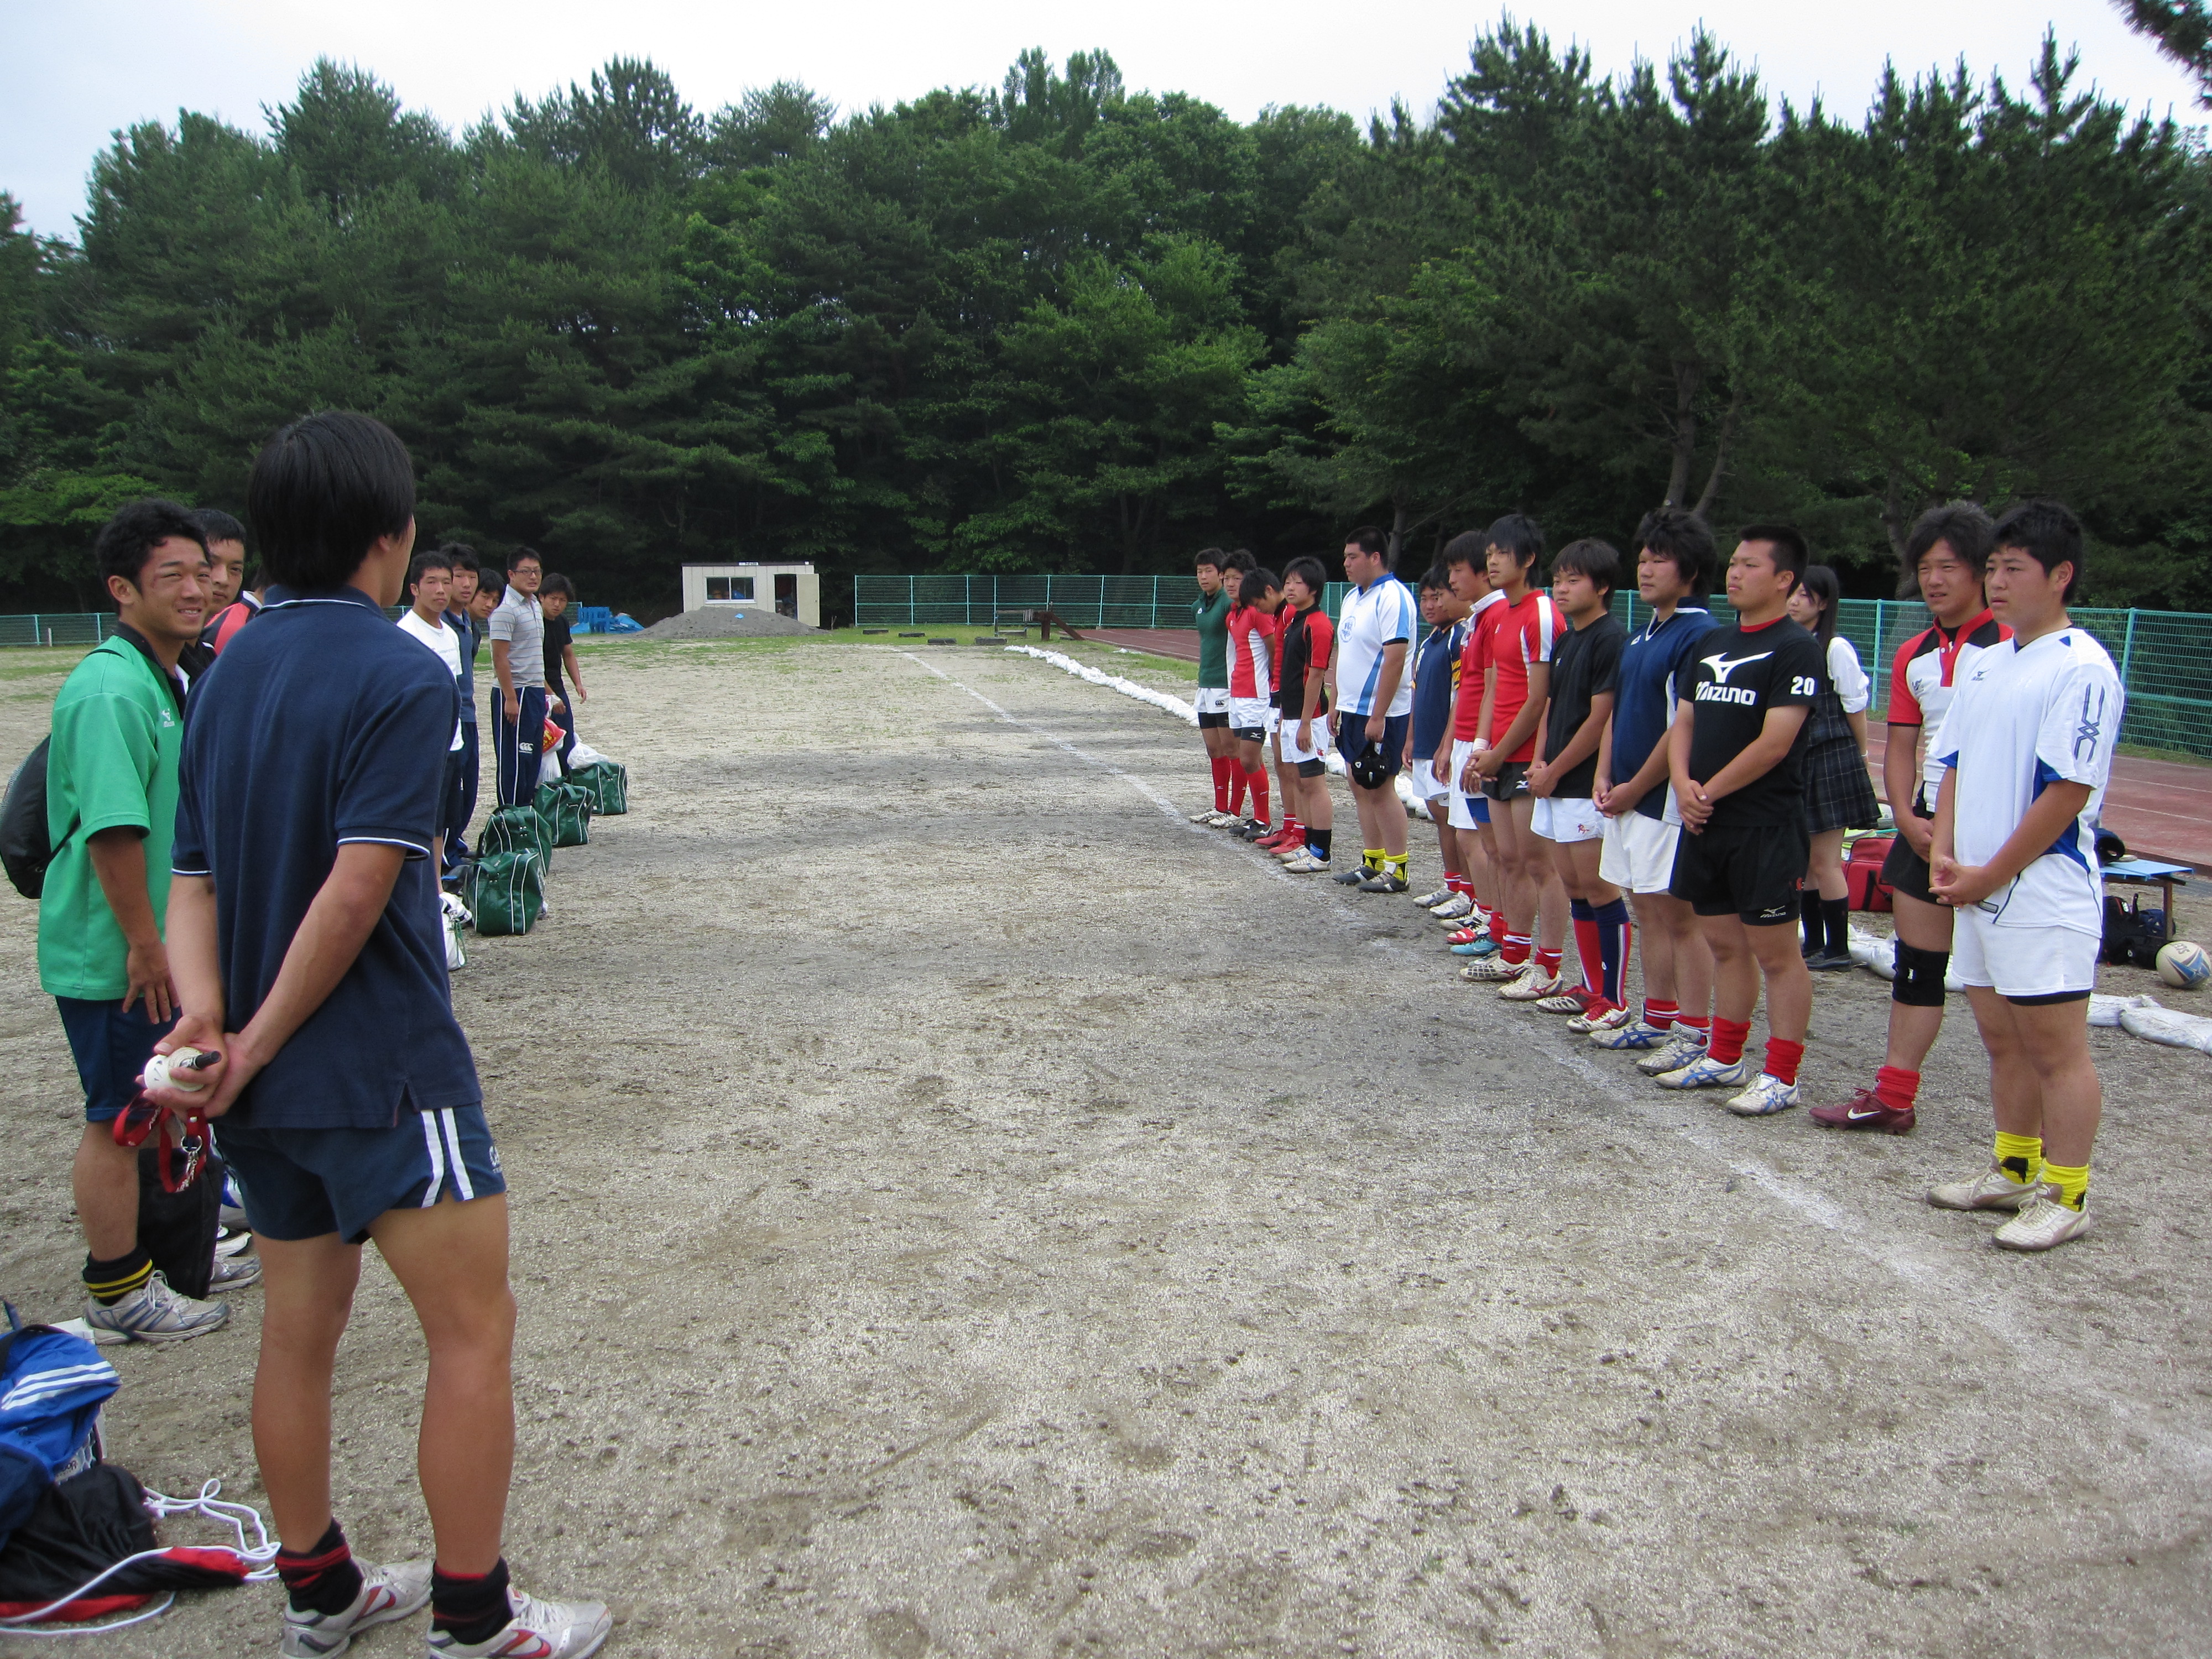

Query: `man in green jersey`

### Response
(43, 500, 240, 1341)
(1189, 547, 1238, 823)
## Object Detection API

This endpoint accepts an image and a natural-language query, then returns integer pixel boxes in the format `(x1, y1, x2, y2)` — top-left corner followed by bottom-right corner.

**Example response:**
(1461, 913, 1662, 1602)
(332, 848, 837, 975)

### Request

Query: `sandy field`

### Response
(2, 635, 2209, 1658)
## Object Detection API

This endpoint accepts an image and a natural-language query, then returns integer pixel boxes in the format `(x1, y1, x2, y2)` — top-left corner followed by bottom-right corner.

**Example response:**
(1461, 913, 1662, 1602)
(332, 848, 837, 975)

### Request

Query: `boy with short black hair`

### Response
(1226, 568, 1284, 838)
(488, 548, 555, 807)
(151, 411, 608, 1656)
(397, 549, 467, 869)
(1188, 549, 1238, 824)
(441, 547, 484, 873)
(541, 574, 586, 766)
(1407, 567, 1471, 914)
(195, 507, 262, 659)
(1657, 525, 1823, 1117)
(1926, 499, 2118, 1251)
(1524, 539, 1629, 1024)
(1438, 535, 1505, 953)
(1813, 502, 2005, 1133)
(1331, 526, 1416, 890)
(1275, 556, 1337, 873)
(46, 499, 237, 1342)
(1590, 507, 1720, 1071)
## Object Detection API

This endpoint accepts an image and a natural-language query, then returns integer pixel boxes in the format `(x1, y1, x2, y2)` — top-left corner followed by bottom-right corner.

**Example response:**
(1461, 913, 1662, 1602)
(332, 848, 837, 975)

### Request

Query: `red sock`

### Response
(1211, 757, 1233, 813)
(1245, 768, 1269, 826)
(1707, 1018, 1750, 1067)
(1502, 932, 1531, 967)
(1228, 769, 1246, 816)
(1572, 915, 1602, 994)
(1488, 907, 1508, 944)
(1643, 998, 1678, 1030)
(1764, 1037, 1805, 1086)
(1449, 875, 1472, 899)
(1874, 1065, 1920, 1112)
(1536, 946, 1562, 976)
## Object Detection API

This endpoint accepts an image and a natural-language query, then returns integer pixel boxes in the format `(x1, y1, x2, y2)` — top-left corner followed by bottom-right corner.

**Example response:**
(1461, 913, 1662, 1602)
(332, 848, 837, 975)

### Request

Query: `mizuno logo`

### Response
(1699, 650, 1772, 685)
(2074, 684, 2106, 762)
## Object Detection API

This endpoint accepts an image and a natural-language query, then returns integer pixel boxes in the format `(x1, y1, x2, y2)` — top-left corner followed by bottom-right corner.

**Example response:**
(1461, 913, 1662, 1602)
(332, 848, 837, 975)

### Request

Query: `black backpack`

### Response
(0, 739, 50, 900)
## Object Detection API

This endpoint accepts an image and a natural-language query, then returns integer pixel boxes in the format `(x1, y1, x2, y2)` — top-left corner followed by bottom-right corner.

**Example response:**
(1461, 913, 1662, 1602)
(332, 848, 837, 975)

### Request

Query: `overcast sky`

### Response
(3, 0, 2201, 239)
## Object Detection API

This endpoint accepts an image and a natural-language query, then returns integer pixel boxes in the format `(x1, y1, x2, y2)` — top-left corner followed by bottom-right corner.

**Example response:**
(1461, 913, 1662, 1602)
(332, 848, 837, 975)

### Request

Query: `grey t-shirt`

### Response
(488, 589, 545, 688)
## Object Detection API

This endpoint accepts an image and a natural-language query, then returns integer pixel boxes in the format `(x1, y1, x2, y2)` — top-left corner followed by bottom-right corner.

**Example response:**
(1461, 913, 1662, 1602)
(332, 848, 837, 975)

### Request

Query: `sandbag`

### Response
(567, 761, 627, 817)
(478, 803, 552, 872)
(533, 781, 593, 848)
(2119, 1004, 2212, 1054)
(462, 851, 544, 937)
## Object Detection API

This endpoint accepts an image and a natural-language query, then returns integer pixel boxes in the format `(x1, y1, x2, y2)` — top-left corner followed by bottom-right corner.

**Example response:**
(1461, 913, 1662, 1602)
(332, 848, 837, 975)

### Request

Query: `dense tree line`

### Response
(2, 21, 2208, 614)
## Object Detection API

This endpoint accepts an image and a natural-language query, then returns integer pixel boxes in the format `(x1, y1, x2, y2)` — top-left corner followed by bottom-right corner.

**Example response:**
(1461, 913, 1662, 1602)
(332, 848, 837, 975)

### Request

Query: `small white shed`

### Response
(679, 562, 820, 628)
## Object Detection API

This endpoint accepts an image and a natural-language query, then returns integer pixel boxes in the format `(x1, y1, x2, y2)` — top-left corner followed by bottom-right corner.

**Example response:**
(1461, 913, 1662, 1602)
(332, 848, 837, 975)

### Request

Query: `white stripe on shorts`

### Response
(439, 1108, 474, 1202)
(419, 1110, 446, 1207)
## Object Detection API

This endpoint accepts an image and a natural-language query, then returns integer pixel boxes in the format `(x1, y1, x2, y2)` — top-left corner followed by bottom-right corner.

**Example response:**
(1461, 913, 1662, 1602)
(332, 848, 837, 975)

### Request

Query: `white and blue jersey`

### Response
(1335, 578, 1416, 718)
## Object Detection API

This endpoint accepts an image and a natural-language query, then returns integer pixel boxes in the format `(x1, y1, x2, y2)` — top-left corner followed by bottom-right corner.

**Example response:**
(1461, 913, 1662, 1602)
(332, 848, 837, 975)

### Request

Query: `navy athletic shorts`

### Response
(218, 1104, 507, 1243)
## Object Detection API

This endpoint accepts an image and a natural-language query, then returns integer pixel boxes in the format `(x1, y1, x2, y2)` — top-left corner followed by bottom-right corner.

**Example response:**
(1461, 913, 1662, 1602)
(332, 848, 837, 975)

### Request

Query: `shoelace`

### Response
(0, 1479, 276, 1636)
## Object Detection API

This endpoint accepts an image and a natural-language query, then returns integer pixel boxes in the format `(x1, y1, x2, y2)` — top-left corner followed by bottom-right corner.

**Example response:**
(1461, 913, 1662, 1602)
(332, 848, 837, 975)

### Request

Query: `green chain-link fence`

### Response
(854, 576, 2212, 760)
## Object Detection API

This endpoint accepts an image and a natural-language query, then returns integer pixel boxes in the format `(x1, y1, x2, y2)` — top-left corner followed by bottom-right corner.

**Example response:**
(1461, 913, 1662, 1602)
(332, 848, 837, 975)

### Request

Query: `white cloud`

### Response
(3, 0, 2200, 237)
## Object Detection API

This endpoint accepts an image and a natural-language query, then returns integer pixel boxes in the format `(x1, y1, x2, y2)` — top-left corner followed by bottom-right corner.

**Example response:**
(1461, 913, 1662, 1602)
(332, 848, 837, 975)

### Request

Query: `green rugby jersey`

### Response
(1194, 587, 1231, 688)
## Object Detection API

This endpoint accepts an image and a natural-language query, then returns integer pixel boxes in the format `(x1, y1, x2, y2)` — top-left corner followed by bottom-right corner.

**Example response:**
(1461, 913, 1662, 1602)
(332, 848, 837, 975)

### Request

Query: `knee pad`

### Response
(1892, 942, 1949, 1008)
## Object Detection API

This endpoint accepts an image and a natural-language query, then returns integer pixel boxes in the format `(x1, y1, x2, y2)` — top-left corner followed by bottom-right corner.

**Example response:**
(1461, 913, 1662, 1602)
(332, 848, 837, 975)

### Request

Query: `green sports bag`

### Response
(534, 781, 593, 848)
(479, 802, 554, 872)
(567, 760, 628, 816)
(463, 849, 545, 936)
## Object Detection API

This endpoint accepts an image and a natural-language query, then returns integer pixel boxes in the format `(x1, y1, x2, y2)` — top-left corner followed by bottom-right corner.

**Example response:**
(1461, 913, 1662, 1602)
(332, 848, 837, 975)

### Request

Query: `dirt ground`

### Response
(3, 637, 2209, 1658)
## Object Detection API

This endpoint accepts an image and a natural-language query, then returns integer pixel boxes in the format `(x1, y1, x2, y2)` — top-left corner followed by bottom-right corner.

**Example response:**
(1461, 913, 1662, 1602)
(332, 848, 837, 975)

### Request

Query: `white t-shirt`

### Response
(1336, 577, 1417, 717)
(397, 609, 466, 752)
(1827, 636, 1870, 714)
(1936, 626, 2122, 936)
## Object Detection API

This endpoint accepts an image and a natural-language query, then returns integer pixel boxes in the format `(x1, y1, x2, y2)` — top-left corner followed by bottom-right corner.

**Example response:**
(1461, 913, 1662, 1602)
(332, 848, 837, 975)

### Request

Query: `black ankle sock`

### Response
(432, 1557, 512, 1646)
(275, 1519, 364, 1617)
(1309, 827, 1332, 858)
(82, 1246, 152, 1306)
(1801, 904, 1824, 954)
(1822, 896, 1850, 954)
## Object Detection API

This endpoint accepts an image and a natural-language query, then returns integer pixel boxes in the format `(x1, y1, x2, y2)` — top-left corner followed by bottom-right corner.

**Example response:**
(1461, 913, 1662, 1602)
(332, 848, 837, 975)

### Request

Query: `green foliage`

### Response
(1, 29, 2208, 613)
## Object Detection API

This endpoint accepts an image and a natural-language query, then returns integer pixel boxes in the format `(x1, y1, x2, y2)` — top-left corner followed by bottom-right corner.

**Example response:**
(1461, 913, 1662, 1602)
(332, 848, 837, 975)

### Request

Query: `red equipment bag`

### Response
(1846, 833, 1895, 913)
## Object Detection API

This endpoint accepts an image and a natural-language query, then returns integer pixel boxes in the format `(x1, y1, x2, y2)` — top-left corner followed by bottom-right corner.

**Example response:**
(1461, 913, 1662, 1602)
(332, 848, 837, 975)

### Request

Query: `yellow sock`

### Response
(1385, 852, 1408, 878)
(1993, 1131, 2042, 1188)
(2041, 1159, 2089, 1211)
(1363, 847, 1384, 872)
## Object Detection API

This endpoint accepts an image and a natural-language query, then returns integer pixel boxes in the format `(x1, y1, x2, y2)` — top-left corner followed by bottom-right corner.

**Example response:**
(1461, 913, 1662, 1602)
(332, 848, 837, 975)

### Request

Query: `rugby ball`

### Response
(2155, 940, 2211, 990)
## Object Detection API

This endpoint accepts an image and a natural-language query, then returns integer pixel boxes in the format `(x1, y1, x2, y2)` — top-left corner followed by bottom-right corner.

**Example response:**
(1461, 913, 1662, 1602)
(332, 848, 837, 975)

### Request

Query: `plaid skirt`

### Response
(1803, 736, 1881, 833)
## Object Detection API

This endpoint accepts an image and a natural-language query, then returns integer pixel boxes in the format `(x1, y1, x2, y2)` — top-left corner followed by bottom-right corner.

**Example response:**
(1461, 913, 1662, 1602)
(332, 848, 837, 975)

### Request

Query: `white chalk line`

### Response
(962, 643, 2212, 1475)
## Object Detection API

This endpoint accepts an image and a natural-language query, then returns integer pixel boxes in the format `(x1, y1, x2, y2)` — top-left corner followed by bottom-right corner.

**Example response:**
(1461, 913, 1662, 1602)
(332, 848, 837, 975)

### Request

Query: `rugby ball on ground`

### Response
(2155, 940, 2211, 990)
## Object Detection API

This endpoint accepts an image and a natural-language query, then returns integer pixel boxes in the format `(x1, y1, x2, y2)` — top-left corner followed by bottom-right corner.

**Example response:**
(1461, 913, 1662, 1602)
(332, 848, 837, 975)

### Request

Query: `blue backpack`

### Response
(0, 1319, 118, 1556)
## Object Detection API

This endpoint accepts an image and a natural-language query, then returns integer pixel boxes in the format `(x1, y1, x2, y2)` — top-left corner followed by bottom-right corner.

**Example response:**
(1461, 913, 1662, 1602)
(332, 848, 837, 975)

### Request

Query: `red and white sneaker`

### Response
(281, 1559, 431, 1656)
(428, 1588, 612, 1658)
(1808, 1088, 1917, 1135)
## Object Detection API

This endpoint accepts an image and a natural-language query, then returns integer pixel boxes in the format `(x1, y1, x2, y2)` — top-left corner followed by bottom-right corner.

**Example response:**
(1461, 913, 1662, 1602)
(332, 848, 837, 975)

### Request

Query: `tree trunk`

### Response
(1690, 388, 1744, 518)
(1665, 362, 1702, 507)
(1388, 499, 1409, 567)
(1879, 469, 1916, 597)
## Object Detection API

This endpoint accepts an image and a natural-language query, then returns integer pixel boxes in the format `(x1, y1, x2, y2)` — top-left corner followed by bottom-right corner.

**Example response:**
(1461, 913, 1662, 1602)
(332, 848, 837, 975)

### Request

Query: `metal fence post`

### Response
(1872, 602, 1887, 706)
(2121, 608, 2138, 690)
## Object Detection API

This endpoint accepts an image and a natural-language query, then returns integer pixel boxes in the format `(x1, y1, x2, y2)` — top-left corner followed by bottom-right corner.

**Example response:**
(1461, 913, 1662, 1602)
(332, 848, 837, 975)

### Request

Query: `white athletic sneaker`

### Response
(1653, 1052, 1746, 1091)
(1282, 853, 1331, 874)
(209, 1250, 262, 1292)
(1725, 1073, 1800, 1116)
(1568, 1002, 1632, 1035)
(213, 1225, 254, 1259)
(1589, 1018, 1671, 1052)
(1499, 967, 1563, 1002)
(1460, 954, 1525, 983)
(1411, 886, 1454, 908)
(1993, 1189, 2091, 1251)
(428, 1589, 612, 1658)
(1637, 1032, 1708, 1075)
(1429, 893, 1474, 921)
(1201, 810, 1238, 827)
(281, 1558, 431, 1657)
(82, 1271, 228, 1342)
(1188, 806, 1219, 823)
(1533, 988, 1589, 1014)
(1928, 1162, 2038, 1212)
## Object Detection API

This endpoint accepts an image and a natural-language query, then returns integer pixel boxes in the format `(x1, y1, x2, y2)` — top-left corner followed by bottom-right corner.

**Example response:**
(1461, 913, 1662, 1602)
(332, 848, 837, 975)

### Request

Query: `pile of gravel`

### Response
(638, 608, 817, 640)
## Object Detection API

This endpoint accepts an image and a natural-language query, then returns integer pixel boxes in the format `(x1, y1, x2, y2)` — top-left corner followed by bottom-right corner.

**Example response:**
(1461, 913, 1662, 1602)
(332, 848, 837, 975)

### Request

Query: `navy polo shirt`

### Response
(1613, 606, 1719, 821)
(173, 585, 477, 1130)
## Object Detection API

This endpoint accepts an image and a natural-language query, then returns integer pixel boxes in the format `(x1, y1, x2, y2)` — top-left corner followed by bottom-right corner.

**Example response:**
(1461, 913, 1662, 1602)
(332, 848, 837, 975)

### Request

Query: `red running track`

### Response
(1082, 628, 2212, 869)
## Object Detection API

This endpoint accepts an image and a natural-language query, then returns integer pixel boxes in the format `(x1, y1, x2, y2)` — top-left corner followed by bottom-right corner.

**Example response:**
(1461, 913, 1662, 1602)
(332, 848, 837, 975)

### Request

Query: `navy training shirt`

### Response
(1612, 606, 1719, 821)
(172, 585, 478, 1130)
(1410, 620, 1462, 761)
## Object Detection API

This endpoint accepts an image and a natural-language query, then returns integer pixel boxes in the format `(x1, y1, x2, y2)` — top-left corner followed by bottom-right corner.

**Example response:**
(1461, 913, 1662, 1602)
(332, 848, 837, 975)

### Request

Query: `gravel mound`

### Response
(638, 607, 817, 640)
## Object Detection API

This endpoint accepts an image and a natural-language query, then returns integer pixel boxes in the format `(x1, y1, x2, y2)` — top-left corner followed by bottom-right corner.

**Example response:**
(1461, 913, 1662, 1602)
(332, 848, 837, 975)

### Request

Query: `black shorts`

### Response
(1670, 818, 1809, 926)
(1335, 711, 1408, 781)
(1295, 758, 1326, 779)
(1879, 833, 1936, 906)
(1481, 760, 1532, 802)
(1197, 712, 1229, 730)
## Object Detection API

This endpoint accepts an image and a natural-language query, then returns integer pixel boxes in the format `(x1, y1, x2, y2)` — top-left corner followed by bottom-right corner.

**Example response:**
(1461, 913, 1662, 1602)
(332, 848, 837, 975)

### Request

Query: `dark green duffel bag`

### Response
(534, 781, 593, 848)
(479, 802, 553, 871)
(463, 849, 545, 936)
(567, 760, 628, 816)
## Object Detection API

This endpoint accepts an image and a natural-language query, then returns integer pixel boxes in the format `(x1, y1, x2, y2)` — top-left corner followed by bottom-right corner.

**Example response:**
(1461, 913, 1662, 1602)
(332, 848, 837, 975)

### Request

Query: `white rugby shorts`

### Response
(1531, 795, 1604, 844)
(1951, 902, 2100, 1000)
(1445, 738, 1483, 831)
(1230, 696, 1274, 735)
(1600, 810, 1681, 894)
(1412, 751, 1452, 801)
(1281, 712, 1329, 764)
(1193, 687, 1231, 715)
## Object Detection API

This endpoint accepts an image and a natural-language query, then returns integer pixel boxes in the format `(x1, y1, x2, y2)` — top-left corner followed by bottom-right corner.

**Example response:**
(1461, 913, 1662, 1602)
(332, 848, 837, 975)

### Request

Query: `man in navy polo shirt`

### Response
(152, 413, 609, 1659)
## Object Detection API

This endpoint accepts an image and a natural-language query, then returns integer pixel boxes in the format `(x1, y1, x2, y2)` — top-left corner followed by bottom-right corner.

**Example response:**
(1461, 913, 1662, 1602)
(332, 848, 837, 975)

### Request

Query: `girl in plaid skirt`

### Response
(1789, 566, 1880, 968)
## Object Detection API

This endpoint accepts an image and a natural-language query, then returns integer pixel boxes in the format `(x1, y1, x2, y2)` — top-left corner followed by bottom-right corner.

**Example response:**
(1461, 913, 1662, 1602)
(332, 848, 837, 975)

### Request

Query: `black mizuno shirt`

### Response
(1672, 616, 1825, 827)
(1543, 612, 1625, 799)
